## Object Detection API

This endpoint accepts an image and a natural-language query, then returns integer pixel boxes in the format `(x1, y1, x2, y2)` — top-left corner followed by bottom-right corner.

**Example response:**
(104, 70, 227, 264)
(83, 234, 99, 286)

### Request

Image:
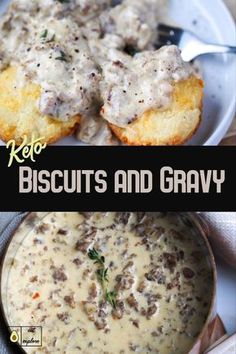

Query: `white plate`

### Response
(0, 0, 236, 146)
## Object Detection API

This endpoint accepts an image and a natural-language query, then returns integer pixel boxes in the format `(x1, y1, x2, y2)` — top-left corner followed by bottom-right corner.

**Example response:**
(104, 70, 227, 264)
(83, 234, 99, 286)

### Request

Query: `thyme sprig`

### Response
(47, 34, 56, 43)
(97, 268, 109, 286)
(40, 29, 48, 39)
(88, 248, 105, 266)
(40, 30, 55, 43)
(56, 0, 70, 3)
(88, 248, 117, 309)
(55, 50, 68, 62)
(105, 290, 117, 309)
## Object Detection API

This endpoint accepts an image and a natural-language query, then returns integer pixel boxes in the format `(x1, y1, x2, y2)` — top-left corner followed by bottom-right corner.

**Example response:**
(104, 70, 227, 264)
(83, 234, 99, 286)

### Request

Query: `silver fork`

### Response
(157, 23, 236, 62)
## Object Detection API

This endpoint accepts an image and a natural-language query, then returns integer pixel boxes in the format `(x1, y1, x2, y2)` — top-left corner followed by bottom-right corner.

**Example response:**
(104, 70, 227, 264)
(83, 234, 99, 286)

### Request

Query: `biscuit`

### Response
(110, 76, 203, 146)
(0, 66, 80, 145)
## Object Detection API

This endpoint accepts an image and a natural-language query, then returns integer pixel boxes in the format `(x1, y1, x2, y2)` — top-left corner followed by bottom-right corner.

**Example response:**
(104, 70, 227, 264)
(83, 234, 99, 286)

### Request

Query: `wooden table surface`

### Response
(220, 0, 236, 145)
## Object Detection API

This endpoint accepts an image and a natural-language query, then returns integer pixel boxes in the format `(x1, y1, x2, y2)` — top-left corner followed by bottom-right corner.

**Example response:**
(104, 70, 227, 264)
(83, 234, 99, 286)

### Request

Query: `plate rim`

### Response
(202, 0, 236, 146)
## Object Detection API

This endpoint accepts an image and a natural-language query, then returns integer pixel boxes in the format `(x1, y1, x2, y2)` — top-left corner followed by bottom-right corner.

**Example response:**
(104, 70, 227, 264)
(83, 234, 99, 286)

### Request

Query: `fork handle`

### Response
(203, 44, 236, 55)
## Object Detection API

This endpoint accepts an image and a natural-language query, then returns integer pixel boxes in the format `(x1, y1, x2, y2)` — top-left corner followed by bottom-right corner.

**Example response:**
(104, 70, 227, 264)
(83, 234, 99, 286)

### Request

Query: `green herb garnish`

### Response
(40, 30, 55, 43)
(105, 290, 117, 309)
(40, 29, 48, 39)
(88, 248, 117, 309)
(97, 268, 109, 285)
(55, 50, 68, 62)
(56, 0, 70, 3)
(88, 248, 105, 266)
(47, 34, 56, 43)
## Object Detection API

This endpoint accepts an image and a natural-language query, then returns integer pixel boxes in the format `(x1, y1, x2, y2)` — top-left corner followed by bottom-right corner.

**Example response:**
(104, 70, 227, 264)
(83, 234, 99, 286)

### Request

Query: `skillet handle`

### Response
(203, 316, 226, 353)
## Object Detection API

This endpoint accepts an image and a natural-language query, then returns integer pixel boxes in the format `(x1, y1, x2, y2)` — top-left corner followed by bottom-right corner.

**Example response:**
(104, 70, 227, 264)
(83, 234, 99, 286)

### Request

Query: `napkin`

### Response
(201, 212, 236, 270)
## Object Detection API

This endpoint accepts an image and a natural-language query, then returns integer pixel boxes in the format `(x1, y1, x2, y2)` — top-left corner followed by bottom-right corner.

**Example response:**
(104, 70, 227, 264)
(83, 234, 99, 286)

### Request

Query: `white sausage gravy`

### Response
(2, 212, 213, 354)
(0, 1, 193, 144)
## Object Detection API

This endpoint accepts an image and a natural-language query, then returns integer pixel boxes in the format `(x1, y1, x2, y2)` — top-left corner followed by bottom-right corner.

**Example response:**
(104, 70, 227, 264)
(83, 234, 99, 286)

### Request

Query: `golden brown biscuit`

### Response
(109, 76, 203, 146)
(0, 66, 80, 145)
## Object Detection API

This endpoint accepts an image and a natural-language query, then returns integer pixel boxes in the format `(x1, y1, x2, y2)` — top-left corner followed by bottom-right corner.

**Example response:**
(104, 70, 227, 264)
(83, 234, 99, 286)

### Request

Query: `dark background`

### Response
(0, 146, 235, 211)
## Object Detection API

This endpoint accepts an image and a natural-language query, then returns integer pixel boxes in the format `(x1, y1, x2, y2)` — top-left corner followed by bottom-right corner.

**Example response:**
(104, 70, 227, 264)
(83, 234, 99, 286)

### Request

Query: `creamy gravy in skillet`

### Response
(0, 0, 193, 142)
(3, 212, 213, 354)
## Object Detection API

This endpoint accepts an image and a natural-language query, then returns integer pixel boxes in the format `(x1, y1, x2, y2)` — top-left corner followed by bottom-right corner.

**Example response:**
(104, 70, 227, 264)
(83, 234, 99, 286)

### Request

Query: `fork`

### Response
(157, 23, 236, 62)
